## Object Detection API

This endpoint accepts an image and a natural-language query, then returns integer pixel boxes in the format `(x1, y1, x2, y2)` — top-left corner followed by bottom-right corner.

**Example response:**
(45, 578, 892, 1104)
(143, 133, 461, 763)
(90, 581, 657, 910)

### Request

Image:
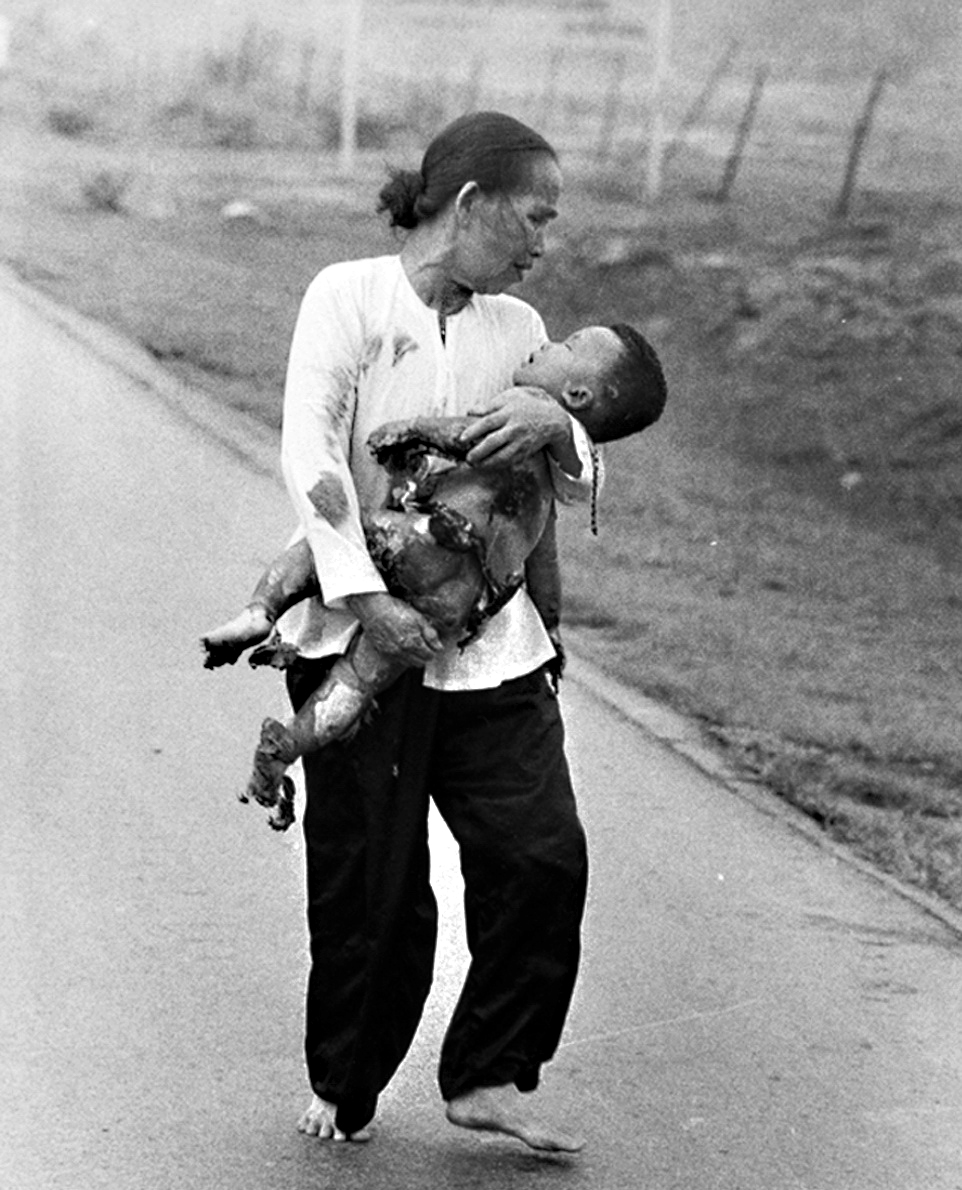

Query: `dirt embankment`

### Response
(527, 192, 962, 909)
(2, 112, 961, 910)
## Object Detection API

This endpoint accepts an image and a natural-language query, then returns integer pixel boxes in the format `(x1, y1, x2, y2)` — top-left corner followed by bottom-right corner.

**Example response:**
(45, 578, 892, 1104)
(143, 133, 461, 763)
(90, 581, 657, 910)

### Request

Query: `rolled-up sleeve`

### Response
(280, 271, 386, 607)
(548, 415, 602, 505)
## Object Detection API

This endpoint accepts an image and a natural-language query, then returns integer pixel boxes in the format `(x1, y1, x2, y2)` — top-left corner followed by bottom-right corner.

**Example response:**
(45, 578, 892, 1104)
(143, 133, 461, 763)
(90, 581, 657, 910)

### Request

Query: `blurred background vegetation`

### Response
(2, 0, 960, 168)
(2, 0, 962, 908)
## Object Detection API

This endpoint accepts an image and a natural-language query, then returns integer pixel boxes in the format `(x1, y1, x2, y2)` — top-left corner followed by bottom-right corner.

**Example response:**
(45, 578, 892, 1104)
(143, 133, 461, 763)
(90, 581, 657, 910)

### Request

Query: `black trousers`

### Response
(287, 657, 588, 1137)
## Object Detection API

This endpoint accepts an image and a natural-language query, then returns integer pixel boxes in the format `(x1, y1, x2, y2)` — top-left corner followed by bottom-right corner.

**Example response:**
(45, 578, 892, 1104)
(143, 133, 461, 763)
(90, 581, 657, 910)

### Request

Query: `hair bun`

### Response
(377, 113, 556, 231)
(376, 168, 424, 230)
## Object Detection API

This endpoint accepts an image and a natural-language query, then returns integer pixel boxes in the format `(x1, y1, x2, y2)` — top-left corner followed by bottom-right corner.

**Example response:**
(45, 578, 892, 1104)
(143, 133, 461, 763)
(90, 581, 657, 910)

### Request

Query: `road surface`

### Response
(3, 272, 961, 1189)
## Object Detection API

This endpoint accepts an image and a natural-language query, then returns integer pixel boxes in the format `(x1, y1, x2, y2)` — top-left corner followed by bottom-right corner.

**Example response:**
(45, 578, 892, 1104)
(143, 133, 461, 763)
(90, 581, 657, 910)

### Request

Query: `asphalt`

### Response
(3, 268, 961, 1190)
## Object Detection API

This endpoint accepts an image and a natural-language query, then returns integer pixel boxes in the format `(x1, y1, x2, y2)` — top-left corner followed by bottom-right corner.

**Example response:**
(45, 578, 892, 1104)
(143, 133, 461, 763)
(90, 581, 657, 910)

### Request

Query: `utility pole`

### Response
(339, 0, 364, 175)
(0, 14, 10, 74)
(645, 0, 672, 200)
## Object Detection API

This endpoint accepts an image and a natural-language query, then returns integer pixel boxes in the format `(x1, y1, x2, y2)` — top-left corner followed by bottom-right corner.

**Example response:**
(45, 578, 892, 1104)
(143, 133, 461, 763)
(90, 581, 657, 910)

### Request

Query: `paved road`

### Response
(3, 273, 961, 1189)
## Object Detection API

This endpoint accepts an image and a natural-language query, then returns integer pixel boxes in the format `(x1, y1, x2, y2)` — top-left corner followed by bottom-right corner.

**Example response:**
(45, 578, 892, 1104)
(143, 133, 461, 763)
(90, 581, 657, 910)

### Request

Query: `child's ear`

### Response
(561, 383, 594, 410)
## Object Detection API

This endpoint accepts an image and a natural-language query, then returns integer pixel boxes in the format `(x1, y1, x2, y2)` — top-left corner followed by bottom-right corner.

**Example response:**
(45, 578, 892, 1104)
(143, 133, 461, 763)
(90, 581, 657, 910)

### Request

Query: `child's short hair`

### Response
(592, 324, 668, 443)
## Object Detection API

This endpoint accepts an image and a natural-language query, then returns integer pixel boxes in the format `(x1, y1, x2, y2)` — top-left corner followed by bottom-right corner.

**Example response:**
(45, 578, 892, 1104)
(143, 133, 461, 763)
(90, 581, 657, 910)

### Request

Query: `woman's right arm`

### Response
(281, 270, 442, 665)
(281, 269, 384, 606)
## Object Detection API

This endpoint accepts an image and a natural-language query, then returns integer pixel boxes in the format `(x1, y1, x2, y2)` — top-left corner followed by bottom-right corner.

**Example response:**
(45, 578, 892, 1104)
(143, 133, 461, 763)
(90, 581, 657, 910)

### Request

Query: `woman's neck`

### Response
(400, 234, 473, 316)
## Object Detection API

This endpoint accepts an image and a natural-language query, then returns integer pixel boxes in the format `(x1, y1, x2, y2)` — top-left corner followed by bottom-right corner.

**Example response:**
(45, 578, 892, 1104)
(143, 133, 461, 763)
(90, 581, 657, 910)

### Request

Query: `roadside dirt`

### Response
(3, 109, 961, 910)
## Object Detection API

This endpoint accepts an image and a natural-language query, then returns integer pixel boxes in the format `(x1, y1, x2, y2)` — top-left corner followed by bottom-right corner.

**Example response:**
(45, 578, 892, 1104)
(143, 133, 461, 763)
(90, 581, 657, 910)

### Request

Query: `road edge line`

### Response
(9, 263, 961, 940)
(1, 264, 282, 480)
(564, 637, 962, 940)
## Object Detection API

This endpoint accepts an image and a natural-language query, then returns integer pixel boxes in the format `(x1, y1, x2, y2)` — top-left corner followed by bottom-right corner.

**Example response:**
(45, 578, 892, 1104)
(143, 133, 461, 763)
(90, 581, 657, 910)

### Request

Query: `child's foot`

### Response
(240, 718, 299, 825)
(248, 635, 301, 670)
(268, 775, 296, 832)
(200, 604, 274, 668)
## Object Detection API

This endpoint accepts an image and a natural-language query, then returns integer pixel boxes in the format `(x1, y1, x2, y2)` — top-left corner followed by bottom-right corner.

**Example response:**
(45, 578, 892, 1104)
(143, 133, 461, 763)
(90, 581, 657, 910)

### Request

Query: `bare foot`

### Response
(237, 721, 298, 831)
(200, 604, 274, 668)
(297, 1094, 372, 1142)
(445, 1085, 584, 1153)
(266, 775, 296, 832)
(241, 718, 295, 804)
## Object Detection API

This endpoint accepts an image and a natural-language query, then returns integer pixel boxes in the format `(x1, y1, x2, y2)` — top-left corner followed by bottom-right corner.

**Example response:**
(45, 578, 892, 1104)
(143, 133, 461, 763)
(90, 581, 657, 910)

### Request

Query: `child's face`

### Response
(513, 326, 623, 408)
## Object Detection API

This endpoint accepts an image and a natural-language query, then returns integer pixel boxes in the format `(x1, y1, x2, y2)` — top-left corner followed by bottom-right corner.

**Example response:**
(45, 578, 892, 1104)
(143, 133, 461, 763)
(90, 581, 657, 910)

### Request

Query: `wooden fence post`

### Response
(296, 37, 316, 115)
(834, 68, 888, 219)
(539, 44, 563, 135)
(663, 37, 739, 168)
(715, 64, 768, 202)
(463, 51, 485, 113)
(645, 0, 673, 199)
(0, 15, 10, 74)
(234, 21, 261, 92)
(339, 0, 363, 175)
(597, 50, 628, 162)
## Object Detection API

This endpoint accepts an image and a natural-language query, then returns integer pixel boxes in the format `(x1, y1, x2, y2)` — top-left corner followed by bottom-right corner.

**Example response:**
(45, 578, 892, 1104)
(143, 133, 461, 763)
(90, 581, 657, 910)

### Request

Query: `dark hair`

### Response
(588, 324, 668, 444)
(377, 111, 557, 230)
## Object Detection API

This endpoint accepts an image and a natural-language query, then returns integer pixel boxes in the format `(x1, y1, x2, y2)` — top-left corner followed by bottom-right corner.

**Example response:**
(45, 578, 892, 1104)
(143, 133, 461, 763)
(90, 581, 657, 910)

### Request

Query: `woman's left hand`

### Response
(460, 387, 572, 468)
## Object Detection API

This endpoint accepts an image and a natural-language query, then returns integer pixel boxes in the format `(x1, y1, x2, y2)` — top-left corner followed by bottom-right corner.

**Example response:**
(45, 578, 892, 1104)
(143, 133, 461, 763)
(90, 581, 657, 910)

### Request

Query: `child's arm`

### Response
(368, 415, 475, 467)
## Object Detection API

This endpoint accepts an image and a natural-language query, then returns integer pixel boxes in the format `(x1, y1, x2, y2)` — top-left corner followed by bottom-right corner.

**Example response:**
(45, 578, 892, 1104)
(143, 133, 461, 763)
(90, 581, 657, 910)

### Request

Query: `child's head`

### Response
(514, 323, 667, 443)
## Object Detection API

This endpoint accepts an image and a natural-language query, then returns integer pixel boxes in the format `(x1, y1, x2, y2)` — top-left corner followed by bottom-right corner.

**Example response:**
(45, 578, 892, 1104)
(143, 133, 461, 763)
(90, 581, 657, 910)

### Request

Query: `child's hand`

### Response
(461, 387, 568, 468)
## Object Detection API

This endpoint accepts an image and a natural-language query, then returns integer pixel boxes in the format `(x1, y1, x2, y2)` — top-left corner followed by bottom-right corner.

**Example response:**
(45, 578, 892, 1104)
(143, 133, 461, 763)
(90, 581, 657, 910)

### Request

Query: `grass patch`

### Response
(46, 106, 96, 139)
(81, 170, 131, 214)
(1, 113, 961, 912)
(709, 725, 962, 907)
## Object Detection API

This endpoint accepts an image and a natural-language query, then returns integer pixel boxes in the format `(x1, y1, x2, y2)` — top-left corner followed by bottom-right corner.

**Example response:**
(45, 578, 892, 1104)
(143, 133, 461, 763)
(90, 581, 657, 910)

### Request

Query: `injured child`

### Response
(202, 323, 666, 830)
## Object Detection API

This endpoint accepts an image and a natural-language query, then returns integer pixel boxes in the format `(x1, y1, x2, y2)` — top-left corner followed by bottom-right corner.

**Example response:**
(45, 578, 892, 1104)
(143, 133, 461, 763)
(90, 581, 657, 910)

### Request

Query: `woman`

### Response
(279, 111, 592, 1151)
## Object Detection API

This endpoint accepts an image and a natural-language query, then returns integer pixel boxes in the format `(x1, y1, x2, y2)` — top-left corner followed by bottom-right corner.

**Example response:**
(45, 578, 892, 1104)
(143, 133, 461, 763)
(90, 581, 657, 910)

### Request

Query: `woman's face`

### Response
(451, 153, 562, 295)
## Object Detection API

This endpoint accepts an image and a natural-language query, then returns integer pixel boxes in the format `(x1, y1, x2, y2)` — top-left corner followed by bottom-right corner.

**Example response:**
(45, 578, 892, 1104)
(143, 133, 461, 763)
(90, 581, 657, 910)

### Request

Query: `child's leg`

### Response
(201, 538, 319, 668)
(242, 630, 409, 830)
(243, 506, 486, 829)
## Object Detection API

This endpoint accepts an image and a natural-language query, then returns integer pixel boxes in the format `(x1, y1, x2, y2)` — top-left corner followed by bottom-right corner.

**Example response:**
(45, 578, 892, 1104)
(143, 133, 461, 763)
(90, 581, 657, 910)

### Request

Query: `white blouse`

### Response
(278, 254, 593, 691)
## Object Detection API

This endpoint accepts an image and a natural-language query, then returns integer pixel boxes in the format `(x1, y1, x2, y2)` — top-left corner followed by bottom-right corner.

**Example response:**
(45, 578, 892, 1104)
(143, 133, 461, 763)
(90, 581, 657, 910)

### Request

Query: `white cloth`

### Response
(279, 254, 594, 691)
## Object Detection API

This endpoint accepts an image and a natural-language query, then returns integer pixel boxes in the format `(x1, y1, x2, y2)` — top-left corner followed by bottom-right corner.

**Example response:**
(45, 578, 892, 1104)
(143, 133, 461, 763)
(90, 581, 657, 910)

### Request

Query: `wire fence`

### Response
(7, 0, 962, 213)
